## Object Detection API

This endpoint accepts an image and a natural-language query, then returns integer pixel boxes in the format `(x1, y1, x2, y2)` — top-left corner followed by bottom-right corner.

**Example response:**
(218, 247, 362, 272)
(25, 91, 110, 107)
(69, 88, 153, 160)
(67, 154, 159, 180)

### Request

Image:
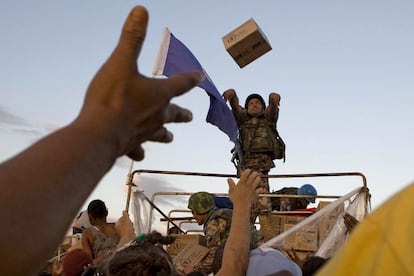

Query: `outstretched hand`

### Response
(227, 169, 260, 208)
(81, 6, 204, 161)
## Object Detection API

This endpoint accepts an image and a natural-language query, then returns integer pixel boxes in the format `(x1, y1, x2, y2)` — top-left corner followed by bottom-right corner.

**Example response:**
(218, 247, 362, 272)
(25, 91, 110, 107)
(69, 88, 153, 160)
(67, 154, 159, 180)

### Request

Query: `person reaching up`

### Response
(0, 5, 202, 275)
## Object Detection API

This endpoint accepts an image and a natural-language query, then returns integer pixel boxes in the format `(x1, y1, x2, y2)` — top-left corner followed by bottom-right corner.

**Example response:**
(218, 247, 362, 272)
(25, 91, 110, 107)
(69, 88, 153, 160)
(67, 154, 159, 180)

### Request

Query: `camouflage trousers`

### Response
(237, 153, 275, 224)
(250, 171, 272, 223)
(238, 153, 274, 224)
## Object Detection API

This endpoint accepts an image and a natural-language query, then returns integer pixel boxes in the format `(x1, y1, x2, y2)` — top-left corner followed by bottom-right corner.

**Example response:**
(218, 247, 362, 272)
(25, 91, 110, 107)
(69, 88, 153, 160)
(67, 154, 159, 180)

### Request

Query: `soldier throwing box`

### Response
(223, 89, 285, 223)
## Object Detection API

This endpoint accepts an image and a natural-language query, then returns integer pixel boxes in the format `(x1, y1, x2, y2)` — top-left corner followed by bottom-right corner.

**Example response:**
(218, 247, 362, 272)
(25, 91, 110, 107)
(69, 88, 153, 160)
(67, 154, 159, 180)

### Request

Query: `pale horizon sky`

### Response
(1, 1, 414, 233)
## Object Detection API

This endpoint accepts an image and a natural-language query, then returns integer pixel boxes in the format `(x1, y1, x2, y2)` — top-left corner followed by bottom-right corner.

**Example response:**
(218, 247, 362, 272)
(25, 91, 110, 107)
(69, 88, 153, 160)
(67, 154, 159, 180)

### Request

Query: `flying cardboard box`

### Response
(222, 18, 272, 68)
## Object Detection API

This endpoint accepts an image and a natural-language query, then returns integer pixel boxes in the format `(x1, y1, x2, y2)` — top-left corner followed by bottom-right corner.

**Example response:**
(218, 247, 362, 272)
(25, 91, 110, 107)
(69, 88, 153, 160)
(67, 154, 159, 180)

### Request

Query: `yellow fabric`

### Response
(317, 182, 414, 276)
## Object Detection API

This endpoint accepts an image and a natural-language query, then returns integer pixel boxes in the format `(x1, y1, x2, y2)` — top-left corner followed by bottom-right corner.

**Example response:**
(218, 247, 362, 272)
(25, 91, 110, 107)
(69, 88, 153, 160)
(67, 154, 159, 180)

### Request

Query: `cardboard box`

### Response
(317, 201, 344, 220)
(318, 217, 340, 246)
(285, 215, 306, 225)
(283, 224, 318, 252)
(167, 234, 206, 257)
(259, 214, 286, 241)
(172, 243, 209, 271)
(222, 18, 272, 68)
(259, 213, 311, 241)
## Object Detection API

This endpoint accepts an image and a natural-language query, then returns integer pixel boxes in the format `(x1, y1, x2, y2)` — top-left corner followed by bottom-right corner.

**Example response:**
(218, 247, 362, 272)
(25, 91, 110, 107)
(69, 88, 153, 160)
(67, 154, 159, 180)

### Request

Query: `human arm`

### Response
(343, 212, 360, 233)
(222, 88, 243, 114)
(266, 92, 280, 120)
(216, 169, 260, 276)
(115, 211, 136, 249)
(0, 6, 203, 275)
(81, 228, 94, 259)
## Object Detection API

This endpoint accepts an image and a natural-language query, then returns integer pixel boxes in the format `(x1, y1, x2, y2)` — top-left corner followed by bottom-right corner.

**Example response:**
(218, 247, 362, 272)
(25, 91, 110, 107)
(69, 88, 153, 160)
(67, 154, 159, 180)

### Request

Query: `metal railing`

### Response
(130, 169, 369, 233)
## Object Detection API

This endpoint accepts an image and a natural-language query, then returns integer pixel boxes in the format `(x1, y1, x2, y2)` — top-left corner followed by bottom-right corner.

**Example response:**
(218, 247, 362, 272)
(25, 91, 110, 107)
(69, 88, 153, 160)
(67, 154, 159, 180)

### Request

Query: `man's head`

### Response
(188, 192, 215, 225)
(297, 184, 317, 204)
(245, 94, 266, 117)
(87, 199, 108, 224)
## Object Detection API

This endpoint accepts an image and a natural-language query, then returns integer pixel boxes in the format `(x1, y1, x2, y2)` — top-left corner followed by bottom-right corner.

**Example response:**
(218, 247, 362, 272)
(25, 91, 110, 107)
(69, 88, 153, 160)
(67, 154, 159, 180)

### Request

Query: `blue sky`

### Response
(1, 1, 414, 232)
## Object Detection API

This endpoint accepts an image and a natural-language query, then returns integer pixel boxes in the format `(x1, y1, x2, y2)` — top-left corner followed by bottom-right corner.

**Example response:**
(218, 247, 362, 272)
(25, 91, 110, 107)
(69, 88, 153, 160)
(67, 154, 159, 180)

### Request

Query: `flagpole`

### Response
(125, 159, 135, 213)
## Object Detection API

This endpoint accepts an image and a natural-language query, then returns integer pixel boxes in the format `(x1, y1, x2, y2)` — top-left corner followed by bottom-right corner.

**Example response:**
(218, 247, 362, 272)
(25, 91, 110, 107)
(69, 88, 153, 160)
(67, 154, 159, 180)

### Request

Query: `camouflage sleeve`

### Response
(266, 103, 279, 124)
(205, 217, 227, 247)
(195, 218, 222, 274)
(233, 107, 246, 127)
(195, 243, 216, 274)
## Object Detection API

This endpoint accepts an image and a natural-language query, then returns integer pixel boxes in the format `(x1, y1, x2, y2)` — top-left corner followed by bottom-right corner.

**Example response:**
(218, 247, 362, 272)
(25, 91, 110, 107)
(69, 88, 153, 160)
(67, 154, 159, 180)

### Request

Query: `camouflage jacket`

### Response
(271, 187, 301, 211)
(203, 208, 233, 248)
(196, 208, 232, 274)
(233, 107, 280, 169)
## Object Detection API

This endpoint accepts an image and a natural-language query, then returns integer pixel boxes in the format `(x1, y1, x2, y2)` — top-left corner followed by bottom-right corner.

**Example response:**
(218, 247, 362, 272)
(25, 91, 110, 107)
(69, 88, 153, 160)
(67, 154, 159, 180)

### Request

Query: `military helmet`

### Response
(297, 184, 317, 203)
(245, 93, 266, 109)
(188, 192, 215, 215)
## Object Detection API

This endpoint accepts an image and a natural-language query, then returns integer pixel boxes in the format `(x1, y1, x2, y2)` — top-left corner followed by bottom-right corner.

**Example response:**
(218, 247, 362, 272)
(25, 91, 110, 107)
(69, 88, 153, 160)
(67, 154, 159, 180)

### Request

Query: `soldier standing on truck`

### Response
(223, 89, 285, 223)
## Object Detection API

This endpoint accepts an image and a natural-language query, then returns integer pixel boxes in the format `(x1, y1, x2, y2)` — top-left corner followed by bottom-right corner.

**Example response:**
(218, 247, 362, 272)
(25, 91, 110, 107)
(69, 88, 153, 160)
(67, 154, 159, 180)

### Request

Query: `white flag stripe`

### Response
(152, 28, 171, 76)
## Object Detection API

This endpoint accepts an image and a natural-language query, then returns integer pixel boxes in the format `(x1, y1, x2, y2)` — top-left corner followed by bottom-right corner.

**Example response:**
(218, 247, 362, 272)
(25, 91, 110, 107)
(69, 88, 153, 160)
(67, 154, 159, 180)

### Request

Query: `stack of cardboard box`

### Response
(317, 201, 345, 246)
(284, 217, 318, 252)
(259, 201, 345, 254)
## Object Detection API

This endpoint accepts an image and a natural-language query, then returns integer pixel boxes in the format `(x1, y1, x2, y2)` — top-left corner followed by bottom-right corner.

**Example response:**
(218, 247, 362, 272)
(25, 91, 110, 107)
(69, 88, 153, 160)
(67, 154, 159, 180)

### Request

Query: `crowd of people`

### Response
(2, 4, 414, 276)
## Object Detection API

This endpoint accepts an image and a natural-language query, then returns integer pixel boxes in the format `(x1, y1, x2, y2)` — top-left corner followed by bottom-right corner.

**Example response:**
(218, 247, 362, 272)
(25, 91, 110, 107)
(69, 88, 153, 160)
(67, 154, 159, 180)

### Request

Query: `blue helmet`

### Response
(297, 184, 317, 203)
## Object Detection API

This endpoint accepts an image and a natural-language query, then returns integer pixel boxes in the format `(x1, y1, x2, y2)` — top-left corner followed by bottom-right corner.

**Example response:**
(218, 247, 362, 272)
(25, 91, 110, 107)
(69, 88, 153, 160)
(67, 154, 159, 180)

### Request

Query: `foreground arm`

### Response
(115, 211, 136, 249)
(216, 169, 260, 276)
(0, 6, 202, 275)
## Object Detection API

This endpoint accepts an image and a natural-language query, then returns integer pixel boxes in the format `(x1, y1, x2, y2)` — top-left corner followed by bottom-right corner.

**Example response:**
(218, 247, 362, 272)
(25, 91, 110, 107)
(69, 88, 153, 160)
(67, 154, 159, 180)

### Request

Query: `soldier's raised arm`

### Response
(216, 169, 260, 276)
(266, 92, 281, 119)
(223, 88, 242, 113)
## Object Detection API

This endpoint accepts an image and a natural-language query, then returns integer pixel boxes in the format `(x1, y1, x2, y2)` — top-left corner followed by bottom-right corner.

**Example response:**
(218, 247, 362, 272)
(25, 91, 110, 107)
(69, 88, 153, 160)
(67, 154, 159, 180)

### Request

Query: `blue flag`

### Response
(153, 28, 238, 142)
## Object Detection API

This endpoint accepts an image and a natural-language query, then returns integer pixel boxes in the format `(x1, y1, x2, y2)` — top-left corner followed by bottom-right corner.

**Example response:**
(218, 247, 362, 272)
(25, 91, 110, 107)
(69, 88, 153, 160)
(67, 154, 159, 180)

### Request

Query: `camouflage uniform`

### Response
(271, 187, 299, 211)
(195, 208, 233, 273)
(188, 192, 232, 274)
(188, 192, 266, 273)
(195, 208, 265, 273)
(233, 106, 279, 223)
(271, 186, 316, 211)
